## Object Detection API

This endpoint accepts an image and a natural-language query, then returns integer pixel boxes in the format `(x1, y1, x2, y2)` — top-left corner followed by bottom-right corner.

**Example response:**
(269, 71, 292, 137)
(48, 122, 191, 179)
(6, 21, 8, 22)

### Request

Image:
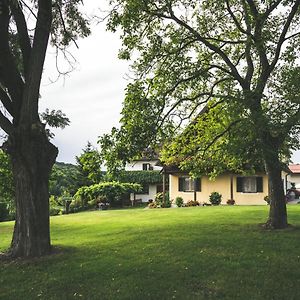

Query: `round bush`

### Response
(175, 197, 184, 207)
(209, 192, 222, 205)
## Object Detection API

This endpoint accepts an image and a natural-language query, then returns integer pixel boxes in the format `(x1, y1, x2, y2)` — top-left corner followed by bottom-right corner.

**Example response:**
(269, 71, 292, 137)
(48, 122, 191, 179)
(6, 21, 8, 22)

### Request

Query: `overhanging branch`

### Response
(0, 86, 14, 116)
(10, 1, 32, 77)
(0, 111, 13, 134)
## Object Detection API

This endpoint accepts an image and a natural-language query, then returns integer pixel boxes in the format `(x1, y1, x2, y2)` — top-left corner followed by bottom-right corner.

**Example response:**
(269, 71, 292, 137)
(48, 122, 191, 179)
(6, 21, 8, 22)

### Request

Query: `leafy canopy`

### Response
(101, 0, 300, 175)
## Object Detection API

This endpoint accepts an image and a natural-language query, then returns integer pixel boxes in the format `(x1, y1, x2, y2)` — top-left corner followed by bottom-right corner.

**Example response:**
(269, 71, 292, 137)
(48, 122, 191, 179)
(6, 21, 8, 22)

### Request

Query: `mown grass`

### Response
(1, 206, 300, 300)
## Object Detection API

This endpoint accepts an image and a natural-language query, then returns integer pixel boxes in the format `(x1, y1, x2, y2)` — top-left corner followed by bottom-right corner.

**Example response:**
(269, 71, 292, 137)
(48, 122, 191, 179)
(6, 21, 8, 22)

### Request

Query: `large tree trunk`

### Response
(262, 141, 288, 229)
(6, 124, 58, 257)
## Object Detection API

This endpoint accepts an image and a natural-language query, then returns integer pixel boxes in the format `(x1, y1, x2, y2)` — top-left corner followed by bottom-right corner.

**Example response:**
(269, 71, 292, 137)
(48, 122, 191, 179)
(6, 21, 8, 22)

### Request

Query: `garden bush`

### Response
(74, 182, 142, 207)
(154, 192, 171, 208)
(148, 202, 157, 209)
(264, 196, 270, 205)
(69, 198, 85, 213)
(186, 200, 200, 207)
(175, 197, 184, 207)
(49, 206, 61, 216)
(209, 192, 222, 205)
(226, 199, 235, 205)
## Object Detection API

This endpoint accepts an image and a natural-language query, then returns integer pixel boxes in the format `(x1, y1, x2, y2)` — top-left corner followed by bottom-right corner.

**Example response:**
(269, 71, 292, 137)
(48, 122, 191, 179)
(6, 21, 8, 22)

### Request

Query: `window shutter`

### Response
(256, 177, 263, 192)
(237, 177, 243, 192)
(179, 177, 184, 191)
(195, 178, 201, 192)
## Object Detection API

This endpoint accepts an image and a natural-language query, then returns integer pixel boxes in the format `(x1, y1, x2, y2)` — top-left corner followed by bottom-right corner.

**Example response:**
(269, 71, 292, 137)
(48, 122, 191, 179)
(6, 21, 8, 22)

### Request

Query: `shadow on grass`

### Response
(0, 245, 78, 266)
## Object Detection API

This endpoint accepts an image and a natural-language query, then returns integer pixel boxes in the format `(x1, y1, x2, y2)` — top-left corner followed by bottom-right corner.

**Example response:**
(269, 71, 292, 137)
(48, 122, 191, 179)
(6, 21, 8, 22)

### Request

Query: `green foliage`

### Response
(115, 170, 163, 184)
(104, 0, 300, 191)
(0, 150, 14, 214)
(161, 101, 265, 178)
(209, 192, 222, 206)
(69, 198, 85, 213)
(74, 181, 142, 207)
(40, 109, 70, 139)
(175, 197, 184, 207)
(49, 195, 63, 216)
(153, 192, 171, 208)
(49, 162, 81, 197)
(76, 142, 103, 186)
(51, 0, 91, 48)
(0, 202, 9, 222)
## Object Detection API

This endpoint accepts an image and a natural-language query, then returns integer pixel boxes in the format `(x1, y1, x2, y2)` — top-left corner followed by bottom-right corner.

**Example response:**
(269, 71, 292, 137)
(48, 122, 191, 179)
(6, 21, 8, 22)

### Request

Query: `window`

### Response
(237, 177, 263, 193)
(139, 184, 149, 194)
(156, 184, 169, 193)
(142, 163, 153, 170)
(178, 177, 201, 192)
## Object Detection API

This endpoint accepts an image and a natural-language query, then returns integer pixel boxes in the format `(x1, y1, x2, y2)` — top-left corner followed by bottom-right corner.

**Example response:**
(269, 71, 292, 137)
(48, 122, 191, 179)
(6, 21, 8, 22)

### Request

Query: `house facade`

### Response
(285, 164, 300, 190)
(168, 171, 269, 205)
(125, 159, 164, 202)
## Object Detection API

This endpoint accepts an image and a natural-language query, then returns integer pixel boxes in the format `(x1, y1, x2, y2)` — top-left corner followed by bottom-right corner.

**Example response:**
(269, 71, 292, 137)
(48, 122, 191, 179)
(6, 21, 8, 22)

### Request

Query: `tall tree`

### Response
(105, 0, 300, 228)
(0, 0, 89, 257)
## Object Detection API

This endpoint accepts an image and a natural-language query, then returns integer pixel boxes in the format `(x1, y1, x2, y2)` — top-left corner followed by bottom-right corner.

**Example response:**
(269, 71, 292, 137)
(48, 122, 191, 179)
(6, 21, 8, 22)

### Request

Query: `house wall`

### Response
(286, 174, 300, 189)
(125, 160, 162, 171)
(125, 160, 162, 202)
(169, 173, 268, 205)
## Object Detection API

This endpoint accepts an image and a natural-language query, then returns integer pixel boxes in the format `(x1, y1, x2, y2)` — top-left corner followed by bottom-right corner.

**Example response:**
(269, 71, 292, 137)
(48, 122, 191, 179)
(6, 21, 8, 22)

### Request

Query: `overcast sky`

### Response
(40, 3, 129, 163)
(38, 2, 300, 165)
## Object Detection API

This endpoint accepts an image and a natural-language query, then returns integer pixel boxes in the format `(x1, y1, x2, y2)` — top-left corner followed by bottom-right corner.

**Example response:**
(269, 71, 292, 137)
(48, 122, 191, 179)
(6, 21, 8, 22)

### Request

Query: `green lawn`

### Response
(1, 206, 300, 300)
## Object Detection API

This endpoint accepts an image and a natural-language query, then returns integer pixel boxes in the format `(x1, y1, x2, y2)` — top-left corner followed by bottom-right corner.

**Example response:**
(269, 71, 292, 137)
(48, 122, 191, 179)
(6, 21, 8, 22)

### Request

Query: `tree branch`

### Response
(270, 0, 300, 72)
(10, 1, 32, 78)
(20, 0, 53, 124)
(245, 0, 259, 16)
(168, 8, 246, 88)
(0, 110, 13, 134)
(0, 86, 14, 116)
(55, 2, 79, 49)
(0, 0, 24, 121)
(149, 6, 246, 89)
(263, 0, 282, 18)
(225, 0, 252, 36)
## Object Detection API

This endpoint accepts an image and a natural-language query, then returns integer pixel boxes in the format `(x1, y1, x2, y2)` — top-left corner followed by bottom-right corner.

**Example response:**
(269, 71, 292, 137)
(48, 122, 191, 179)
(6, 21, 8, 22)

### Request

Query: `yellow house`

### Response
(167, 169, 268, 205)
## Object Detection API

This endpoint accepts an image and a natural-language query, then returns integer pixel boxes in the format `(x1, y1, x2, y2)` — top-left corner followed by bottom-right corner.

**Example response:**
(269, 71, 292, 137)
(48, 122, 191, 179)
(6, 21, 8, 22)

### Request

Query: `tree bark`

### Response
(262, 140, 288, 229)
(6, 124, 58, 257)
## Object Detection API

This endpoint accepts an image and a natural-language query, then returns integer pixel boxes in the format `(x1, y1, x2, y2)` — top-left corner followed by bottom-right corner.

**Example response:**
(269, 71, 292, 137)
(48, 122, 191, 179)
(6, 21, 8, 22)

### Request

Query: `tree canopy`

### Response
(102, 0, 300, 228)
(76, 142, 103, 186)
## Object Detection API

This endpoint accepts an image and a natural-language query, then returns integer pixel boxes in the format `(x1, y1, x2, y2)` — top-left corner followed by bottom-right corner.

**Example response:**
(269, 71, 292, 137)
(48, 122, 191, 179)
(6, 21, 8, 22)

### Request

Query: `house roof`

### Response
(289, 164, 300, 174)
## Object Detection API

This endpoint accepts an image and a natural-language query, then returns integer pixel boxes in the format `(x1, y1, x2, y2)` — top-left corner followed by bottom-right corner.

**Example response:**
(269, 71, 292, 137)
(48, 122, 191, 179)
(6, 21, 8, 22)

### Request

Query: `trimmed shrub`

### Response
(226, 199, 235, 205)
(175, 197, 184, 207)
(186, 200, 200, 207)
(161, 198, 171, 208)
(209, 192, 222, 205)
